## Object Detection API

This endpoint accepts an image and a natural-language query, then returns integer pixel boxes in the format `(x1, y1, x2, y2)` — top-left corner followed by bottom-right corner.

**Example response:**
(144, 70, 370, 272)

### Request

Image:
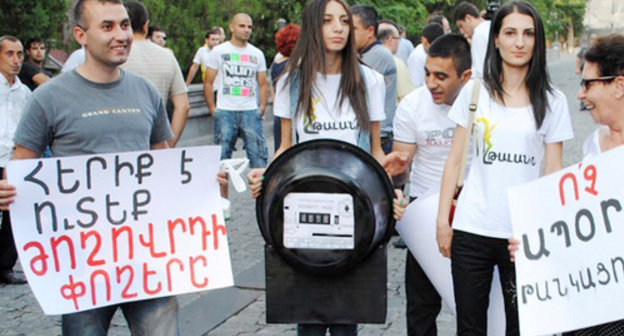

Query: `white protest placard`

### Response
(7, 146, 233, 315)
(509, 145, 624, 336)
(396, 193, 506, 335)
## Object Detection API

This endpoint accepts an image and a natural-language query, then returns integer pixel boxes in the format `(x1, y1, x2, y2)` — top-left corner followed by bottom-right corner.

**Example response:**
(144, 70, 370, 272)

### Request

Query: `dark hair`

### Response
(0, 35, 21, 53)
(454, 1, 481, 22)
(428, 34, 472, 76)
(422, 22, 444, 44)
(25, 37, 45, 50)
(205, 28, 221, 39)
(285, 0, 370, 132)
(73, 0, 123, 28)
(584, 34, 624, 77)
(125, 0, 149, 33)
(483, 0, 551, 129)
(428, 15, 446, 27)
(275, 24, 300, 57)
(351, 4, 379, 37)
(147, 26, 163, 38)
(396, 23, 406, 34)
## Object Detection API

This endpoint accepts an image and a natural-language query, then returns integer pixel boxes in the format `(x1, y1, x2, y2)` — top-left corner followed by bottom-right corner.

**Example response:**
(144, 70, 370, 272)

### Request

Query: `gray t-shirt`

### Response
(361, 42, 397, 138)
(15, 69, 172, 156)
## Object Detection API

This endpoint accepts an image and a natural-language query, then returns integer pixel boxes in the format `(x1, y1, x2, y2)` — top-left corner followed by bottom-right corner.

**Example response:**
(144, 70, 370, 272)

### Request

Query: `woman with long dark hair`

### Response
(248, 0, 405, 334)
(436, 1, 573, 334)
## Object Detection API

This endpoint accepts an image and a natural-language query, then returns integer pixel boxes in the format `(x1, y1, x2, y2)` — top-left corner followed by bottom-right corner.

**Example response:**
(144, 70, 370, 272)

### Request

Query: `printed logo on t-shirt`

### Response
(81, 108, 141, 119)
(476, 117, 536, 166)
(220, 53, 258, 97)
(425, 127, 454, 146)
(303, 97, 358, 134)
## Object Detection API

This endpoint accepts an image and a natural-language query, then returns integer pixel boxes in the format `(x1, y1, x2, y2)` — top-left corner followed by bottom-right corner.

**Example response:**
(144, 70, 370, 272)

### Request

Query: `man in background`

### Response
(18, 37, 51, 91)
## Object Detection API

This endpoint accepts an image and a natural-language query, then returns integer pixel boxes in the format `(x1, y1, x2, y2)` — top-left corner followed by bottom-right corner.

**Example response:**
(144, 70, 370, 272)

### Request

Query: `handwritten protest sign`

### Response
(509, 145, 624, 336)
(396, 193, 506, 335)
(7, 146, 233, 315)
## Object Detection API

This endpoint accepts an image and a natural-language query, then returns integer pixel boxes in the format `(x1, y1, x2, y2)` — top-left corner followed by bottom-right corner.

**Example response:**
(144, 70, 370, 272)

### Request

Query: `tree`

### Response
(0, 0, 69, 47)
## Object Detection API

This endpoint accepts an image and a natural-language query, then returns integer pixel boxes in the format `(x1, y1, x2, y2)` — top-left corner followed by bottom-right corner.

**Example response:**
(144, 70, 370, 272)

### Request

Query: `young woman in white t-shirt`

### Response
(247, 0, 406, 335)
(436, 1, 573, 334)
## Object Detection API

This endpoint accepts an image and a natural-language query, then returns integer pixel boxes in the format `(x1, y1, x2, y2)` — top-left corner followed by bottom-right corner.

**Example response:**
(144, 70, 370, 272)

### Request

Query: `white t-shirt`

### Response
(448, 80, 574, 238)
(394, 86, 469, 198)
(193, 45, 221, 90)
(582, 126, 605, 157)
(273, 66, 386, 145)
(471, 20, 491, 79)
(407, 44, 426, 88)
(206, 41, 267, 111)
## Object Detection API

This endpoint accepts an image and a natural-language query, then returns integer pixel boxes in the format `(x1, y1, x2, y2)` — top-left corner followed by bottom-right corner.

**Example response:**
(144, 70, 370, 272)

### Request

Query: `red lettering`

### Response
(167, 218, 186, 254)
(211, 214, 226, 250)
(116, 265, 138, 299)
(189, 255, 208, 288)
(60, 275, 86, 310)
(80, 230, 105, 267)
(166, 258, 184, 292)
(559, 173, 579, 206)
(139, 223, 167, 258)
(23, 241, 49, 276)
(142, 263, 162, 295)
(112, 226, 134, 262)
(584, 165, 598, 196)
(51, 235, 76, 272)
(90, 270, 111, 305)
(188, 216, 208, 250)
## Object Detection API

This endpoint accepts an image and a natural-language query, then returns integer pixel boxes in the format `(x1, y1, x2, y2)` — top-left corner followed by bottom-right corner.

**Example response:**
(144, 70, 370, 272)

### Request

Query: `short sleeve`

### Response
(257, 49, 267, 72)
(169, 55, 188, 97)
(540, 89, 574, 143)
(363, 67, 386, 122)
(14, 98, 50, 153)
(150, 93, 174, 144)
(205, 47, 219, 70)
(393, 95, 417, 144)
(273, 74, 292, 119)
(447, 79, 474, 128)
(192, 47, 202, 65)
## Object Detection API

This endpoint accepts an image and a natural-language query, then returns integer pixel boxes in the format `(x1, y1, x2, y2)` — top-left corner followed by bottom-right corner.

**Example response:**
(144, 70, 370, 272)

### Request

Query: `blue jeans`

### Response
(297, 324, 357, 336)
(62, 296, 179, 336)
(214, 109, 268, 168)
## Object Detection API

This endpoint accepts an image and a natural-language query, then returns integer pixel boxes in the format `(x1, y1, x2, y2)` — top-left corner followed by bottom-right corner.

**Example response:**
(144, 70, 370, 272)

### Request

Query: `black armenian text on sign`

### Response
(7, 146, 234, 315)
(508, 145, 624, 336)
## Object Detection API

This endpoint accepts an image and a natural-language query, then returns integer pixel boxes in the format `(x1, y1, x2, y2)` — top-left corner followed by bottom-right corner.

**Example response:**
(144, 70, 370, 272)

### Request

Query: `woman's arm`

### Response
(248, 118, 293, 198)
(436, 125, 468, 258)
(370, 121, 384, 163)
(544, 142, 563, 175)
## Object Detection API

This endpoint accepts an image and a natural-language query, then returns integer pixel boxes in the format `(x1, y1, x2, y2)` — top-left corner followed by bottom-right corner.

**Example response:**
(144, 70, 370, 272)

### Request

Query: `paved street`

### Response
(0, 53, 595, 336)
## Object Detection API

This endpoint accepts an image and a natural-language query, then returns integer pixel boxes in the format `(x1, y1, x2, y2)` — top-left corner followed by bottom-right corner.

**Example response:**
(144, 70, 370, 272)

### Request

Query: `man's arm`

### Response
(257, 71, 268, 117)
(203, 68, 217, 116)
(167, 93, 190, 147)
(0, 145, 41, 210)
(185, 63, 200, 86)
(151, 141, 169, 150)
(32, 73, 50, 87)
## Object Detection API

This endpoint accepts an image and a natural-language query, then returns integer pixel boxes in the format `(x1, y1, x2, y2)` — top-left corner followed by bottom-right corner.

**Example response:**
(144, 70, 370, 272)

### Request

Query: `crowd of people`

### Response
(0, 0, 622, 335)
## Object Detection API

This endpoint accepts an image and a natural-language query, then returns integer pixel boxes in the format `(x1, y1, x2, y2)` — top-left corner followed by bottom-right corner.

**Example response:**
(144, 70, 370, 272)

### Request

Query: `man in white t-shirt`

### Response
(384, 34, 472, 336)
(407, 22, 445, 88)
(204, 13, 268, 177)
(454, 1, 490, 79)
(185, 28, 222, 86)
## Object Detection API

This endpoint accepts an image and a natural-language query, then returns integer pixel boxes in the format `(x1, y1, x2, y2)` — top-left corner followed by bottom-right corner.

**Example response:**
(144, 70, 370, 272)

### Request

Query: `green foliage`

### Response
(0, 0, 68, 47)
(527, 0, 587, 43)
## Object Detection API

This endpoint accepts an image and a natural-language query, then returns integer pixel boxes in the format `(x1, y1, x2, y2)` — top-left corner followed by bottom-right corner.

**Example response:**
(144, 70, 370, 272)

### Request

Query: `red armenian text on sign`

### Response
(7, 146, 233, 315)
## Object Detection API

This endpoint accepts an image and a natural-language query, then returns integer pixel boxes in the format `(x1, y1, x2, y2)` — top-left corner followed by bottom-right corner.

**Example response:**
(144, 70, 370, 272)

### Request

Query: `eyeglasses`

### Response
(580, 74, 623, 90)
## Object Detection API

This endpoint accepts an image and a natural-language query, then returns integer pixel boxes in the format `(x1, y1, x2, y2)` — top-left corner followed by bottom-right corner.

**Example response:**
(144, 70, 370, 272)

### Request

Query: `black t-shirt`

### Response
(18, 61, 50, 91)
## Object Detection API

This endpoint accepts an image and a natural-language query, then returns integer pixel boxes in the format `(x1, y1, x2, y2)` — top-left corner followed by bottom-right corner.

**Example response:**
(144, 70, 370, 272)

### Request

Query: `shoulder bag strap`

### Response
(456, 78, 480, 189)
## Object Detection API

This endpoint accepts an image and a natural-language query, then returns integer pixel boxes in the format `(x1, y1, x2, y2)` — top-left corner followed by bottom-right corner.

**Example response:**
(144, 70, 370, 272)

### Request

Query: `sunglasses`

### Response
(580, 74, 623, 90)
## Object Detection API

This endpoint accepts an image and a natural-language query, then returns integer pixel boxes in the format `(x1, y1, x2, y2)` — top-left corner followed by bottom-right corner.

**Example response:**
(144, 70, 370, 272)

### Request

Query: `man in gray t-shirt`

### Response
(0, 1, 179, 335)
(352, 4, 397, 154)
